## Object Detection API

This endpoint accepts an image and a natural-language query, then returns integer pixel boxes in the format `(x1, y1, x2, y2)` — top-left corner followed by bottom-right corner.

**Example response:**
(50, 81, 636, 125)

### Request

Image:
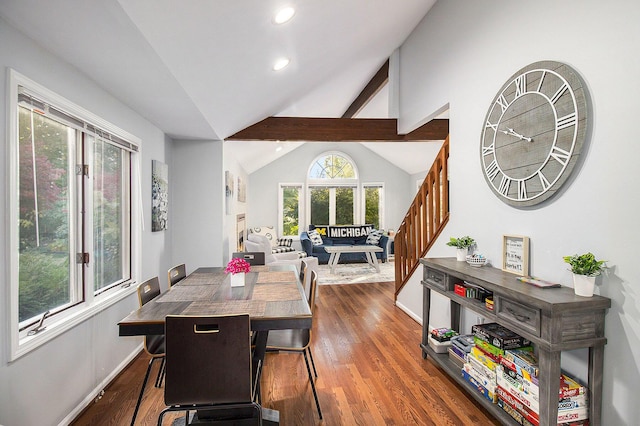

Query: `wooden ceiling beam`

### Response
(342, 59, 389, 118)
(226, 117, 449, 142)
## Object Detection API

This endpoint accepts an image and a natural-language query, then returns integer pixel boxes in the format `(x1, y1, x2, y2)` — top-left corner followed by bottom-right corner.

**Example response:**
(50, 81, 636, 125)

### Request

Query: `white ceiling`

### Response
(0, 0, 444, 174)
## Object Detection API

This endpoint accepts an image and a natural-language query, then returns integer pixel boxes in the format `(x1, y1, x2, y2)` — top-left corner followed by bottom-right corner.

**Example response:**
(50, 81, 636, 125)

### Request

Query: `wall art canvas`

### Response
(151, 160, 168, 232)
(225, 170, 234, 215)
(237, 176, 246, 203)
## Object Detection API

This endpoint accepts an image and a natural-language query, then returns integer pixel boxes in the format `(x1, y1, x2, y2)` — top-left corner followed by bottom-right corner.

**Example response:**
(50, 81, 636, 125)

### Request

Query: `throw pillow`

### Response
(308, 229, 324, 246)
(276, 238, 293, 247)
(366, 229, 384, 245)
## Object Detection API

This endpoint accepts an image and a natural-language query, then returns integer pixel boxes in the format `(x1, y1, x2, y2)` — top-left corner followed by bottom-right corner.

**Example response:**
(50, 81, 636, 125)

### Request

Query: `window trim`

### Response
(278, 183, 304, 238)
(6, 69, 142, 361)
(362, 182, 385, 230)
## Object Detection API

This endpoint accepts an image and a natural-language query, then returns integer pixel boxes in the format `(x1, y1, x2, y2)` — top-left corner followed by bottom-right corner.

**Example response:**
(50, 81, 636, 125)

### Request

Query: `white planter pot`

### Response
(456, 248, 468, 261)
(572, 273, 595, 297)
(230, 272, 245, 287)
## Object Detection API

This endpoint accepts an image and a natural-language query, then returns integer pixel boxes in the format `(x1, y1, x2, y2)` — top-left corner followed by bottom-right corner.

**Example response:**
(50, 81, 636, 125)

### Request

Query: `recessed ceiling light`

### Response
(273, 57, 290, 71)
(274, 7, 295, 24)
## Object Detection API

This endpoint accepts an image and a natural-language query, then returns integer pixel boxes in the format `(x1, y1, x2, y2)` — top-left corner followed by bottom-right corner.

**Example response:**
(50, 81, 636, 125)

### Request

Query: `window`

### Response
(8, 70, 140, 360)
(279, 184, 302, 237)
(363, 184, 384, 229)
(307, 153, 358, 226)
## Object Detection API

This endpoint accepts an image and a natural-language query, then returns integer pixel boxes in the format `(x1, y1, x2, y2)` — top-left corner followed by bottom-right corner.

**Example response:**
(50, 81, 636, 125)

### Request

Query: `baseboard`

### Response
(59, 344, 143, 426)
(395, 300, 423, 326)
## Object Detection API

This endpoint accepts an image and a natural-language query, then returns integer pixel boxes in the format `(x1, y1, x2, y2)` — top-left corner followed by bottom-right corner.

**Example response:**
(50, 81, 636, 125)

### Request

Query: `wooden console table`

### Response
(420, 257, 611, 426)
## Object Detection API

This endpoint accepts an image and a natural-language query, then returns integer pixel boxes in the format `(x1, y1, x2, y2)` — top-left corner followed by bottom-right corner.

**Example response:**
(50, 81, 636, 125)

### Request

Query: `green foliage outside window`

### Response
(282, 187, 299, 236)
(365, 187, 380, 229)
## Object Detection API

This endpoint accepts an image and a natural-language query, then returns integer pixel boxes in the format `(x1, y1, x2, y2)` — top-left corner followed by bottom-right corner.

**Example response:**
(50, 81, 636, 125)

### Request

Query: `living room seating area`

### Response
(300, 224, 388, 264)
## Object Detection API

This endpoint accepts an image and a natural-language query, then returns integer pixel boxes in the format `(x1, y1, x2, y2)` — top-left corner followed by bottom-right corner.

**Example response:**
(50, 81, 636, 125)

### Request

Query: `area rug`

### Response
(315, 260, 395, 285)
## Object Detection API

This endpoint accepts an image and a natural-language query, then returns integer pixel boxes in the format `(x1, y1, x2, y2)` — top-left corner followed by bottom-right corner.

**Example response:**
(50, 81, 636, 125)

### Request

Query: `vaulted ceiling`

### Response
(0, 0, 444, 173)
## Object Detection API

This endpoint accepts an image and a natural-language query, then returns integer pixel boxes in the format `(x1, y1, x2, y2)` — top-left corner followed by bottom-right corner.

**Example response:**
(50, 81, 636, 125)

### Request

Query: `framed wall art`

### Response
(151, 160, 168, 232)
(502, 234, 529, 276)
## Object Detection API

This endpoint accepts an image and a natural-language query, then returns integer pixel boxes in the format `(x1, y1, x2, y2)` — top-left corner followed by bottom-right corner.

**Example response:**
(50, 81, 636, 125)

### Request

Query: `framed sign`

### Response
(502, 235, 529, 276)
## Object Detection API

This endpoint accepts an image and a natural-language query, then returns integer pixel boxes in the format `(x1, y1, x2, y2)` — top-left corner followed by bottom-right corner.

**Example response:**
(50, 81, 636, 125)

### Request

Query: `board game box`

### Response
(472, 322, 531, 350)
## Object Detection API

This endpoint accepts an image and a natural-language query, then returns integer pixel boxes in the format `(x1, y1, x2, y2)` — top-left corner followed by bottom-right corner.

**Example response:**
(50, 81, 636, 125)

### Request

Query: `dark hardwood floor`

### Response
(72, 281, 500, 425)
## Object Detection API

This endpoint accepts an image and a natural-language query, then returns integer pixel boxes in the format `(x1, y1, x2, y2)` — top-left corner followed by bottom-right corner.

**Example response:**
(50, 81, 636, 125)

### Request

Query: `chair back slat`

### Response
(164, 314, 253, 406)
(138, 277, 161, 307)
(308, 270, 318, 315)
(167, 264, 187, 287)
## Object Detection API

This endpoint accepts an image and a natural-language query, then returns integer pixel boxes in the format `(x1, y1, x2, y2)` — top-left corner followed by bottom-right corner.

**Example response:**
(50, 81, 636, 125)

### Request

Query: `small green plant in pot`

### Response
(563, 252, 606, 297)
(447, 236, 475, 261)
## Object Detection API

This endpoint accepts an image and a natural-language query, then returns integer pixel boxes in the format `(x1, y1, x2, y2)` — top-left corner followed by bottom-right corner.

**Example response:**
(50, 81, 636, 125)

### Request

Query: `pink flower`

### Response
(225, 258, 251, 274)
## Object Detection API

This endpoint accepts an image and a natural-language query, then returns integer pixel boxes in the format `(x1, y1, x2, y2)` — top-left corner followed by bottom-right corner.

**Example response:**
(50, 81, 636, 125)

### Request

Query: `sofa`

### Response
(300, 225, 388, 265)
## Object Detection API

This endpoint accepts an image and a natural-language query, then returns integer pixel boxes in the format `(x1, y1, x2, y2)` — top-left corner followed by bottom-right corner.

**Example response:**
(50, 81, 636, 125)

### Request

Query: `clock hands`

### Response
(501, 128, 533, 142)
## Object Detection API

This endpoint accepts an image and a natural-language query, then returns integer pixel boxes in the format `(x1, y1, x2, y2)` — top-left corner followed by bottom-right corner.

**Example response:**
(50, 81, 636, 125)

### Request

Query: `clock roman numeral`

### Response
(499, 175, 511, 196)
(485, 160, 500, 181)
(482, 143, 495, 157)
(537, 71, 546, 93)
(485, 120, 498, 132)
(518, 180, 527, 200)
(550, 83, 569, 104)
(538, 171, 551, 191)
(550, 145, 571, 167)
(496, 95, 509, 112)
(556, 112, 577, 130)
(515, 75, 527, 98)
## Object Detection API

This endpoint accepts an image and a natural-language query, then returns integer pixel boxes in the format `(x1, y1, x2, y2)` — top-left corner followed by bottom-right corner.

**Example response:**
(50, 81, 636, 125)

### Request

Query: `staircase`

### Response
(394, 135, 450, 298)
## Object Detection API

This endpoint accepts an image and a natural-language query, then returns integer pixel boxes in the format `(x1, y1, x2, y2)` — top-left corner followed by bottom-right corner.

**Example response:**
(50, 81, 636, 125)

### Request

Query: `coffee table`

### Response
(324, 245, 383, 274)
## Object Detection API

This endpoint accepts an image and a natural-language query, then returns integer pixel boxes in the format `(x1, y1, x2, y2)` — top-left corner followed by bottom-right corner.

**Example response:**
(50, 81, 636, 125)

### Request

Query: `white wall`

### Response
(171, 140, 225, 271)
(246, 142, 414, 234)
(396, 1, 640, 424)
(0, 18, 172, 425)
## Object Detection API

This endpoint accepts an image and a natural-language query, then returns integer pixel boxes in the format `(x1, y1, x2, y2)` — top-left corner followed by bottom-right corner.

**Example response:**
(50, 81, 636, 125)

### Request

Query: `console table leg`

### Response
(538, 349, 561, 426)
(589, 345, 605, 426)
(422, 287, 432, 359)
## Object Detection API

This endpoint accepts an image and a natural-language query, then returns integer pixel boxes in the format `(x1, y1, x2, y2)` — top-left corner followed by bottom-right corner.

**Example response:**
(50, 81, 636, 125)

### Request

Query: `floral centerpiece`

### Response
(225, 257, 251, 275)
(225, 257, 251, 287)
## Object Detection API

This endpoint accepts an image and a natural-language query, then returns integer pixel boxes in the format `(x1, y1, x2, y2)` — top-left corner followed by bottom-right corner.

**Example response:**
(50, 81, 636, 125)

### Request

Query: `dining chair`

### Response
(266, 269, 322, 419)
(232, 251, 266, 266)
(157, 314, 262, 425)
(131, 277, 166, 426)
(167, 263, 186, 287)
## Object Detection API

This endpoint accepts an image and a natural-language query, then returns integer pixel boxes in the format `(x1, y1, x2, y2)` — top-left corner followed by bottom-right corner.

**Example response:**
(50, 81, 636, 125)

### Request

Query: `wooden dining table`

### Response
(118, 264, 312, 425)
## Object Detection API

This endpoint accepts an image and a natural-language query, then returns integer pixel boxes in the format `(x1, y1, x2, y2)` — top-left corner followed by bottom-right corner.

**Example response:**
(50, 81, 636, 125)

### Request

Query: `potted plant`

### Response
(563, 252, 606, 297)
(446, 236, 476, 261)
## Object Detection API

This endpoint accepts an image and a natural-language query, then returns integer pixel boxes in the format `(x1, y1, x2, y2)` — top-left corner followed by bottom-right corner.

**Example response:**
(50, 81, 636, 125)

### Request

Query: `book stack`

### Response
(496, 348, 589, 425)
(448, 334, 474, 368)
(462, 323, 534, 405)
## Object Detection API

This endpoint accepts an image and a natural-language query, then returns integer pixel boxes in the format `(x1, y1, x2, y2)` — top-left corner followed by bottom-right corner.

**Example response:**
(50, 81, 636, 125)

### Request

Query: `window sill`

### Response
(10, 282, 138, 362)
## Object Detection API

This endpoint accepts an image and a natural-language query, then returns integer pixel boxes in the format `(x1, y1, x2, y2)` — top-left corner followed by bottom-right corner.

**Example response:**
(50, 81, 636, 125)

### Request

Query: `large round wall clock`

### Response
(480, 60, 590, 207)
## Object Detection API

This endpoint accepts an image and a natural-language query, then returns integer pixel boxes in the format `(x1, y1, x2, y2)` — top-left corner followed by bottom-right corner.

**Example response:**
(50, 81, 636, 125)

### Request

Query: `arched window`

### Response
(308, 153, 357, 179)
(307, 152, 359, 226)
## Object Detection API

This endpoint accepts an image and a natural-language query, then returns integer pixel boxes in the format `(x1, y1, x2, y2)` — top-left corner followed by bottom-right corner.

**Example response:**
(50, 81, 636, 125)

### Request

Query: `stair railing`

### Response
(394, 135, 449, 298)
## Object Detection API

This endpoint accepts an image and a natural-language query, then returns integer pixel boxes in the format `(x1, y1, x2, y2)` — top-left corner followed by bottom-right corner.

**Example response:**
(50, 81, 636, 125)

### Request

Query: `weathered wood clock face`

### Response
(480, 61, 589, 207)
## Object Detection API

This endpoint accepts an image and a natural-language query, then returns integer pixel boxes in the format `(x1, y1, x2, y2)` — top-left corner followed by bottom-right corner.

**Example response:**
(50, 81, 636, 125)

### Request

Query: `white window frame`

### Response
(278, 183, 304, 238)
(6, 69, 142, 361)
(362, 182, 385, 229)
